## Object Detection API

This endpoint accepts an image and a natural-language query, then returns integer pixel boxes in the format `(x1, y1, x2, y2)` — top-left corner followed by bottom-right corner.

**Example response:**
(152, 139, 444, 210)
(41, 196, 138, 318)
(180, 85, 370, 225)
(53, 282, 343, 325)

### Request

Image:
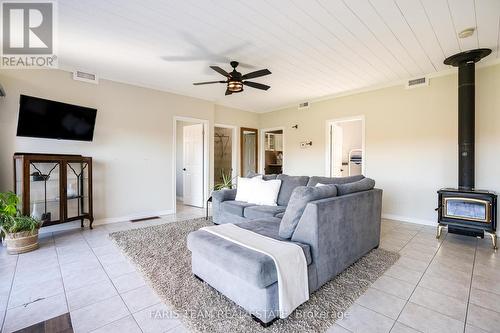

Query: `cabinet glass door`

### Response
(14, 158, 24, 212)
(66, 162, 90, 219)
(29, 162, 61, 223)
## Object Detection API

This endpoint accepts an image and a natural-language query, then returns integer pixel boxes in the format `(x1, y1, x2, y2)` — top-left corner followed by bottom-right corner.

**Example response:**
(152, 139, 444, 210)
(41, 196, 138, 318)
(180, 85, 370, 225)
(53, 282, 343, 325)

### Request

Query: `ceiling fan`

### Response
(193, 61, 271, 95)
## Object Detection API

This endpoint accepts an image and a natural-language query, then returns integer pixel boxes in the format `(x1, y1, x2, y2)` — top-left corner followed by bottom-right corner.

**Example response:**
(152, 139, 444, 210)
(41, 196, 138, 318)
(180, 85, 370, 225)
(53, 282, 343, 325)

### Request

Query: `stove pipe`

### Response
(443, 48, 491, 190)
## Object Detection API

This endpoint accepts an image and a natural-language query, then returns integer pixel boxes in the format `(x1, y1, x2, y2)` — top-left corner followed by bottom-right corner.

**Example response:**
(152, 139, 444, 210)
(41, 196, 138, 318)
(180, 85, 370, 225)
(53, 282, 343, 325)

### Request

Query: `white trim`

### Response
(94, 209, 175, 225)
(259, 127, 285, 174)
(325, 115, 366, 177)
(382, 213, 435, 227)
(173, 116, 210, 213)
(214, 123, 238, 180)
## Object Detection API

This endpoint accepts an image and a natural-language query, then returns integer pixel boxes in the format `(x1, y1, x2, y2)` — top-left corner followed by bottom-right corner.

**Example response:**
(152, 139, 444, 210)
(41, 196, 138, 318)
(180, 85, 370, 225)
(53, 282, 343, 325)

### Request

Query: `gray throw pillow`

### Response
(336, 178, 375, 196)
(306, 175, 365, 187)
(246, 171, 277, 180)
(279, 184, 337, 239)
(276, 174, 310, 206)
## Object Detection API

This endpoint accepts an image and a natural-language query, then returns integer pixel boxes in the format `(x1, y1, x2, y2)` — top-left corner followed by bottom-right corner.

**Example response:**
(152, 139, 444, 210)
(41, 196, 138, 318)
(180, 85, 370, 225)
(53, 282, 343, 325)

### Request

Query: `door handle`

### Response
(182, 168, 186, 171)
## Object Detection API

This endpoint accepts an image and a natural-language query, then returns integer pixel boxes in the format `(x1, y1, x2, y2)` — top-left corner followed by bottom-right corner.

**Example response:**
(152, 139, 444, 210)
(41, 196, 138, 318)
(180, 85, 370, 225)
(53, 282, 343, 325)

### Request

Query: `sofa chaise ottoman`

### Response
(187, 177, 382, 325)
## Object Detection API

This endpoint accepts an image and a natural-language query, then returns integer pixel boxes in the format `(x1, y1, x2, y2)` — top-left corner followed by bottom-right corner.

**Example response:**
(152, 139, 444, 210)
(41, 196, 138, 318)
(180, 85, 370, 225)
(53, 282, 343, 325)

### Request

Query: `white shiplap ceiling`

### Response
(58, 0, 500, 112)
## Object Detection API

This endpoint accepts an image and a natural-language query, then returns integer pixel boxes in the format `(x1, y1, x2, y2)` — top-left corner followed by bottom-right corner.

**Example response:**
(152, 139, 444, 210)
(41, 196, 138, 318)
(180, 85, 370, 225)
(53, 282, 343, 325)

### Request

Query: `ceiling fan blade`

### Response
(193, 80, 226, 85)
(225, 89, 233, 96)
(210, 66, 230, 77)
(241, 69, 271, 80)
(243, 81, 270, 91)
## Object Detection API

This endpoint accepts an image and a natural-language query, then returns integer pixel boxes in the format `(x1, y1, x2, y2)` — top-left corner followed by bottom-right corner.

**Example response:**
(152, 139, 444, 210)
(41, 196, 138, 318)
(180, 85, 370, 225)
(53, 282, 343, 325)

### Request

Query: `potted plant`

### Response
(213, 170, 235, 191)
(205, 171, 236, 220)
(0, 192, 41, 254)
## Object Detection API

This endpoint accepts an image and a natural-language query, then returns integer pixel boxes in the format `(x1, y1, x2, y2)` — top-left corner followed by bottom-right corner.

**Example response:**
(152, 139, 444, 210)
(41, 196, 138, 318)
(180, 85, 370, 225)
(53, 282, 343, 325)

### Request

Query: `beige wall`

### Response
(215, 104, 259, 128)
(0, 69, 258, 222)
(259, 64, 500, 224)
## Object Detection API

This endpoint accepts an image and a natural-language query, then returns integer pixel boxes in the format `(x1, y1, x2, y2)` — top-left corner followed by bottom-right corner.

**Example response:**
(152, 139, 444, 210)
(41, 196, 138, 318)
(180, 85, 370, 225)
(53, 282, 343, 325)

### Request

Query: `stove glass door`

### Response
(443, 197, 490, 223)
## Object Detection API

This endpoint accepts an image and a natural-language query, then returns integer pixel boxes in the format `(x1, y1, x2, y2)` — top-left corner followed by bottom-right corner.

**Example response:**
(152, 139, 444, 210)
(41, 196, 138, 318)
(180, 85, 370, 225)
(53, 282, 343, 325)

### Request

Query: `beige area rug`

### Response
(109, 217, 399, 333)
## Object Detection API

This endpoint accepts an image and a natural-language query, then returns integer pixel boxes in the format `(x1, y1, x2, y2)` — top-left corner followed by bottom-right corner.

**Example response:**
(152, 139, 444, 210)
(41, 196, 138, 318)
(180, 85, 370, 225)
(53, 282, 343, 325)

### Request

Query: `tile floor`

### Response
(333, 220, 500, 333)
(1, 205, 499, 333)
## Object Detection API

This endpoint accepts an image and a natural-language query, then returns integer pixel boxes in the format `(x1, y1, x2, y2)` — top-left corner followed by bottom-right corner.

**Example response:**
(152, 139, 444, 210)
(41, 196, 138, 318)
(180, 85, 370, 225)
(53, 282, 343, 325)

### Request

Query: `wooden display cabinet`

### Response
(13, 153, 94, 229)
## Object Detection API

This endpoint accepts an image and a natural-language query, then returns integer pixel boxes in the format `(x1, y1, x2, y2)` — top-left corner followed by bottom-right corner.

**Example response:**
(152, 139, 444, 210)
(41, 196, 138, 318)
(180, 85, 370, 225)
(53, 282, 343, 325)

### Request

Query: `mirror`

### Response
(240, 127, 258, 176)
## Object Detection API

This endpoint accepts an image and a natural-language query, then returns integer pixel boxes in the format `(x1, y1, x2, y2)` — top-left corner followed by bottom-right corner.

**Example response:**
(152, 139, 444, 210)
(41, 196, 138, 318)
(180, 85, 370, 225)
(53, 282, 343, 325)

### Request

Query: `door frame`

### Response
(214, 123, 238, 180)
(172, 116, 209, 213)
(240, 127, 259, 176)
(325, 115, 365, 177)
(259, 126, 285, 174)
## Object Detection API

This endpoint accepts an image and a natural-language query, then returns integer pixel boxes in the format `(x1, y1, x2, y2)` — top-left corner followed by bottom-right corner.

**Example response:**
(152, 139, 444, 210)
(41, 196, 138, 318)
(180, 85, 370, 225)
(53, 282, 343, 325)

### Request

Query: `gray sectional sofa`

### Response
(187, 174, 382, 325)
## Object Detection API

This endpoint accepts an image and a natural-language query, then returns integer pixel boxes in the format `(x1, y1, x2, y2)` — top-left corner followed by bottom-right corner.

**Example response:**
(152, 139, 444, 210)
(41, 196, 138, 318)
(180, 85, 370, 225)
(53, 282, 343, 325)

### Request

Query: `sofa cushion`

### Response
(336, 178, 375, 196)
(187, 218, 312, 288)
(244, 205, 286, 219)
(235, 176, 262, 202)
(276, 174, 310, 206)
(236, 176, 282, 206)
(306, 175, 365, 187)
(246, 171, 278, 180)
(279, 184, 337, 239)
(220, 201, 256, 217)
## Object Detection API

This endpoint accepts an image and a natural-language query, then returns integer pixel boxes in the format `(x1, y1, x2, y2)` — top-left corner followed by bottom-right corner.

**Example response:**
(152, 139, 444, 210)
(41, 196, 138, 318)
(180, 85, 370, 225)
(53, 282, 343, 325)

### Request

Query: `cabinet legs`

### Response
(80, 218, 94, 230)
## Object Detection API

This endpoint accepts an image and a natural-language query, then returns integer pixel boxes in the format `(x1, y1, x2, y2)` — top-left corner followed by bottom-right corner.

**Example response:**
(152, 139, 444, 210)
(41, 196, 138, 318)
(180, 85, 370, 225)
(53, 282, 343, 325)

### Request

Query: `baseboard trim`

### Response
(93, 210, 174, 225)
(382, 213, 435, 227)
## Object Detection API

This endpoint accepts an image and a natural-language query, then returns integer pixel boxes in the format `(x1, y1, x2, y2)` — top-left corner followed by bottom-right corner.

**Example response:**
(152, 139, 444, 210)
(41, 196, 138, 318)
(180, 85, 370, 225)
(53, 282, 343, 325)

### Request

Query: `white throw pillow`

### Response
(246, 178, 282, 206)
(235, 176, 262, 202)
(235, 176, 281, 206)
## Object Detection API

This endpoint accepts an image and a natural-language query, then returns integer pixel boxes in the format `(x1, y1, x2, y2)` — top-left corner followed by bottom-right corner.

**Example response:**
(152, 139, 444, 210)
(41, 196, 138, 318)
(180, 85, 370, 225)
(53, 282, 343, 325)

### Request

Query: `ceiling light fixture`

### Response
(458, 27, 476, 39)
(227, 79, 243, 93)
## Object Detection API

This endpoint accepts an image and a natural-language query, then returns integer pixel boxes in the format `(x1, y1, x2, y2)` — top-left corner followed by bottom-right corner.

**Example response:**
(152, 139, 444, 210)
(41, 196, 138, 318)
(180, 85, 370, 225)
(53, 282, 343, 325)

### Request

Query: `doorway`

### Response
(240, 128, 258, 176)
(173, 117, 209, 211)
(260, 127, 284, 175)
(214, 125, 237, 186)
(326, 116, 365, 177)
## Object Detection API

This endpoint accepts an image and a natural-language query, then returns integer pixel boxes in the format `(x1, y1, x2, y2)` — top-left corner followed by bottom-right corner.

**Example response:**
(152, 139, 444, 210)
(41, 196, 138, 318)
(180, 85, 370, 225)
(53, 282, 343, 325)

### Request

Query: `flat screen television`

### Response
(17, 95, 97, 141)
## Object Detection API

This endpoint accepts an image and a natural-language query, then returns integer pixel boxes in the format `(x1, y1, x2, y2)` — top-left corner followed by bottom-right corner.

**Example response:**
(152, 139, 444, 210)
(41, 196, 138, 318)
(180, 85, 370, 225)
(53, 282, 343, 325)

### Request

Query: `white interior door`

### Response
(183, 123, 204, 207)
(331, 124, 343, 177)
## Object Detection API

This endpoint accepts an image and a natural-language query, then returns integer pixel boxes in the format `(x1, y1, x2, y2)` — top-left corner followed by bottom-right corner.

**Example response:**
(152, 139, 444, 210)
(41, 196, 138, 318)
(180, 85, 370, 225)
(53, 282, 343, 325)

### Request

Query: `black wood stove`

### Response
(437, 48, 497, 249)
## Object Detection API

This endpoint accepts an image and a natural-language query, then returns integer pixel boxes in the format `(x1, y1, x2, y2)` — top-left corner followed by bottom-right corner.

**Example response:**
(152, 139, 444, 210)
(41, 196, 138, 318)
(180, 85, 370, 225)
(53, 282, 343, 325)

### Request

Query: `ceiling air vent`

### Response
(73, 70, 99, 84)
(298, 101, 310, 110)
(405, 77, 429, 89)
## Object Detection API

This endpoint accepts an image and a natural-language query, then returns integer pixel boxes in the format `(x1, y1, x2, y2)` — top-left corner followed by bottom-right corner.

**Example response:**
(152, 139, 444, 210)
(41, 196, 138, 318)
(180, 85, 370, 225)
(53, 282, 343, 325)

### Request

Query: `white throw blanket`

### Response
(200, 224, 309, 318)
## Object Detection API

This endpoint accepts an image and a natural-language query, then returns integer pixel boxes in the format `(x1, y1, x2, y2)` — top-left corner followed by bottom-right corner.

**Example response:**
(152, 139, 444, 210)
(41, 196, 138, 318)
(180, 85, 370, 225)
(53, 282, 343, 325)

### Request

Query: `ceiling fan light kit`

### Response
(193, 61, 271, 96)
(227, 79, 243, 93)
